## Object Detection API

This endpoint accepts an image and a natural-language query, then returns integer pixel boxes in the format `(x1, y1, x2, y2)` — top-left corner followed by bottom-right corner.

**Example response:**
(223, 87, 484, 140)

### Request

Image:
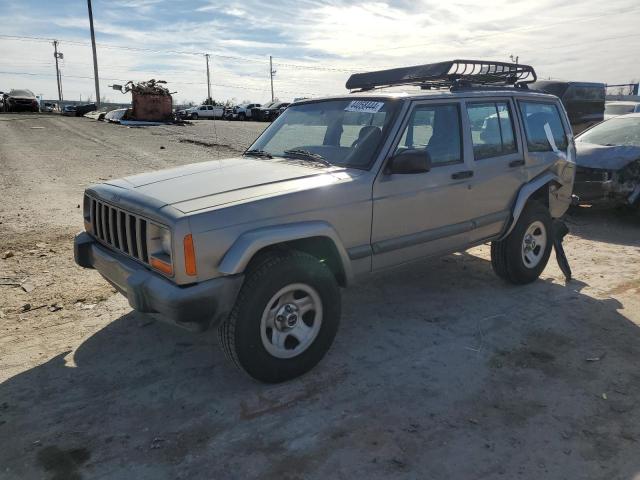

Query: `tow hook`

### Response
(552, 219, 571, 281)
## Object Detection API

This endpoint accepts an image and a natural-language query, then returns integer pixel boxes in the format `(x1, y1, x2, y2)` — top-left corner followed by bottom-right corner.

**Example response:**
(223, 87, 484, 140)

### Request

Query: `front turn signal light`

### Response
(150, 256, 173, 276)
(184, 234, 197, 276)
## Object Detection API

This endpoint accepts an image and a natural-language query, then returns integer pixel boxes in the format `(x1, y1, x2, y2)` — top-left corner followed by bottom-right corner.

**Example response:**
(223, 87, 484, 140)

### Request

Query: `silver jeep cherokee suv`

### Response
(75, 60, 576, 383)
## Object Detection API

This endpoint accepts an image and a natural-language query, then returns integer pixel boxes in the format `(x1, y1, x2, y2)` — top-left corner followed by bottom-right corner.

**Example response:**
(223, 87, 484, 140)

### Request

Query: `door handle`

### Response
(451, 170, 474, 180)
(509, 159, 525, 168)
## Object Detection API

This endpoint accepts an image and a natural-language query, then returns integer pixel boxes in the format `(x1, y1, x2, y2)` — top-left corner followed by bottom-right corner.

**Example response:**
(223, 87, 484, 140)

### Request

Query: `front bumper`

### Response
(74, 232, 243, 331)
(574, 167, 639, 205)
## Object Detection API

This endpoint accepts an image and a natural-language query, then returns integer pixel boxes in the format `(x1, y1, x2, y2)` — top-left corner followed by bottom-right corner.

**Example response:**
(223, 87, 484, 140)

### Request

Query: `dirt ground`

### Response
(1, 113, 639, 480)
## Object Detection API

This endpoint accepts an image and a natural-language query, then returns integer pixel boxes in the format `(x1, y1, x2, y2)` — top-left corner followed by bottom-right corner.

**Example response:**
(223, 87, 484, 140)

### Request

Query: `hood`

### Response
(575, 142, 640, 170)
(108, 157, 354, 214)
(8, 95, 36, 101)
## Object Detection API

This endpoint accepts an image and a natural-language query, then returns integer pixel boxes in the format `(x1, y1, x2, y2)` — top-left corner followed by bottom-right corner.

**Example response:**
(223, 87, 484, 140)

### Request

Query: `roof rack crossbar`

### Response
(346, 59, 537, 92)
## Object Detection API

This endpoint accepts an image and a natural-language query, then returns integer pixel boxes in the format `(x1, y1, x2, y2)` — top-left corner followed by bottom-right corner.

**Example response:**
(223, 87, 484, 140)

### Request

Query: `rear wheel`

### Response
(491, 201, 553, 284)
(219, 250, 341, 383)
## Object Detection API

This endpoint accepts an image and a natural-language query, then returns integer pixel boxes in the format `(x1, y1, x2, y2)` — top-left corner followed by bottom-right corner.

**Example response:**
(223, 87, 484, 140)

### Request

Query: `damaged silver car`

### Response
(574, 113, 640, 208)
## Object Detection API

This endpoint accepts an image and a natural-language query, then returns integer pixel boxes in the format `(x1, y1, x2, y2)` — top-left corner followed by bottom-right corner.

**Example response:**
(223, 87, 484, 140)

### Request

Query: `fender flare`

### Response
(218, 221, 354, 284)
(501, 171, 560, 239)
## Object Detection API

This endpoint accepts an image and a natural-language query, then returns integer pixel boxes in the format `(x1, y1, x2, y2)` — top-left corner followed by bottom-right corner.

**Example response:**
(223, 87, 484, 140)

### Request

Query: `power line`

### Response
(0, 33, 362, 73)
(0, 70, 321, 96)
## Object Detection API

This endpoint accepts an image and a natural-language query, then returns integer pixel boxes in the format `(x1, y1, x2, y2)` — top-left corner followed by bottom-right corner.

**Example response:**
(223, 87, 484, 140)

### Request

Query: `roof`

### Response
(292, 88, 559, 107)
(606, 100, 640, 105)
(603, 112, 640, 118)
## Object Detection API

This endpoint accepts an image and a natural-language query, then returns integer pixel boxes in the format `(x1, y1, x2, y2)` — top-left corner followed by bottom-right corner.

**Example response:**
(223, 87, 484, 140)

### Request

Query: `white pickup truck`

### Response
(189, 104, 224, 119)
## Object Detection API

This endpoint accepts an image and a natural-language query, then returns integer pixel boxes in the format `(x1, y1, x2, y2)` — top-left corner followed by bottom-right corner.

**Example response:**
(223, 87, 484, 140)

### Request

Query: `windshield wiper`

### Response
(283, 149, 332, 167)
(244, 149, 273, 158)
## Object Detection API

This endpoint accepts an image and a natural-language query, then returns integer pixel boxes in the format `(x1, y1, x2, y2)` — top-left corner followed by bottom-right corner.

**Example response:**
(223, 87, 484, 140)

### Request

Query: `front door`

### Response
(371, 100, 476, 270)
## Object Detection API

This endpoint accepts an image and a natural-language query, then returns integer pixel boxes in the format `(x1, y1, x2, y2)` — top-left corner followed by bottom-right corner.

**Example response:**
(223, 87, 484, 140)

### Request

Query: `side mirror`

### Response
(386, 149, 432, 174)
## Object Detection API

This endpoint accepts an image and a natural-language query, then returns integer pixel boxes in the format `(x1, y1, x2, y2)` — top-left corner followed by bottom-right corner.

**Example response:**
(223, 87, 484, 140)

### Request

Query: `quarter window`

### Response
(466, 101, 517, 160)
(519, 101, 568, 152)
(395, 104, 462, 165)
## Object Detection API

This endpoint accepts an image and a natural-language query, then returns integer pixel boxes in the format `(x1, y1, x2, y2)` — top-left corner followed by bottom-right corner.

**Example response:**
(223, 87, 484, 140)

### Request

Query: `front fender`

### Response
(501, 172, 560, 239)
(218, 221, 354, 284)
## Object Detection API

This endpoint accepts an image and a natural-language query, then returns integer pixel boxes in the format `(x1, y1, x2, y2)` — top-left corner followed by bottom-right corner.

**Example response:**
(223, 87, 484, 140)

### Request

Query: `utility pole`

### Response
(87, 0, 101, 107)
(52, 40, 63, 102)
(269, 56, 275, 102)
(205, 53, 211, 102)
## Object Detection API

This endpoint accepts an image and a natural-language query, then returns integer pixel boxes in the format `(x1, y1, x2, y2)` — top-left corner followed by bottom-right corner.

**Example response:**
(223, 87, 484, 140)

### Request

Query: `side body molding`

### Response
(501, 171, 559, 239)
(218, 221, 354, 284)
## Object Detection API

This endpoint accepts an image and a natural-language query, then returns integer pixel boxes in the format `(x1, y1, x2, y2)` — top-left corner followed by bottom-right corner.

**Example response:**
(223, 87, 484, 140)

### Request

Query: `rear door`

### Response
(371, 100, 476, 270)
(463, 97, 525, 243)
(516, 99, 574, 216)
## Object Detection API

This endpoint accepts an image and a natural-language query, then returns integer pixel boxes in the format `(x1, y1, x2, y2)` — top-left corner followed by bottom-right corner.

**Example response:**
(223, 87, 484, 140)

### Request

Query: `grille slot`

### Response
(89, 197, 149, 264)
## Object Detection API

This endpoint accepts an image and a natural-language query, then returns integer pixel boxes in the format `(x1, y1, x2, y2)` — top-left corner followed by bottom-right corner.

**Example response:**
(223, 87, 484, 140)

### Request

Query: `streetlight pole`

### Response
(87, 0, 101, 107)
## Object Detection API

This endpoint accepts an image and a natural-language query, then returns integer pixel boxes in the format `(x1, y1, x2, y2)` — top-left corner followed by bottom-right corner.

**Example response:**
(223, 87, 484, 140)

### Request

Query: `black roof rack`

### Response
(346, 59, 537, 92)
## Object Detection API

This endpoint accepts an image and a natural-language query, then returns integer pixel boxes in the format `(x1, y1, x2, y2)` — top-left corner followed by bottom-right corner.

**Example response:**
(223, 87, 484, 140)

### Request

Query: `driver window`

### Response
(396, 104, 462, 165)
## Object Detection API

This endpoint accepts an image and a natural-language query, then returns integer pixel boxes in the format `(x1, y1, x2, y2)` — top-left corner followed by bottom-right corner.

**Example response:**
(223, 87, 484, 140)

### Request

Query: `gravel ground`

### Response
(1, 113, 640, 480)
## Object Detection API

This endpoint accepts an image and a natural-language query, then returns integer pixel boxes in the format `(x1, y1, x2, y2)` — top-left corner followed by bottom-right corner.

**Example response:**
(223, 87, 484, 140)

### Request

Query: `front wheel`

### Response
(491, 201, 553, 284)
(219, 251, 341, 383)
(191, 113, 198, 119)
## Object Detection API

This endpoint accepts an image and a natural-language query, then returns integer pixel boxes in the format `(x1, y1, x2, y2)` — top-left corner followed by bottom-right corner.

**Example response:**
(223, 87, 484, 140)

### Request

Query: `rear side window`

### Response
(519, 101, 568, 152)
(396, 104, 462, 165)
(466, 101, 517, 160)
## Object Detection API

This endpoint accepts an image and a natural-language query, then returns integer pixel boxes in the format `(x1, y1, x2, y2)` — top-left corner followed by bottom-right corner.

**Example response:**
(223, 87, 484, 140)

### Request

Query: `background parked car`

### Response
(251, 101, 275, 120)
(62, 105, 77, 116)
(42, 102, 55, 113)
(276, 104, 288, 118)
(253, 101, 289, 121)
(604, 101, 640, 120)
(175, 107, 191, 118)
(232, 103, 261, 120)
(531, 81, 605, 134)
(574, 113, 640, 208)
(3, 89, 39, 112)
(189, 104, 224, 119)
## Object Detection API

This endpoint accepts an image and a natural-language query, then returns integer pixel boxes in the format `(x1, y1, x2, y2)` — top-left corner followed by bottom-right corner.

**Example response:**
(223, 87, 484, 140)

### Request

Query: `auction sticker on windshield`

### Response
(345, 100, 385, 113)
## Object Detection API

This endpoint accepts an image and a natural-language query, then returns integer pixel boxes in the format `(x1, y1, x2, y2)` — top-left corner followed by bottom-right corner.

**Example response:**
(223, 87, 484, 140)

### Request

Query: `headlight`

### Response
(148, 224, 173, 276)
(83, 195, 92, 232)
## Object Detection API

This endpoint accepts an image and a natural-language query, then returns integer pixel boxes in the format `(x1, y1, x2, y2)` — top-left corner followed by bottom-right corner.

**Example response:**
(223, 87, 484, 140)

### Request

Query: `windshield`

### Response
(578, 116, 640, 147)
(605, 103, 637, 116)
(9, 89, 34, 97)
(248, 99, 400, 169)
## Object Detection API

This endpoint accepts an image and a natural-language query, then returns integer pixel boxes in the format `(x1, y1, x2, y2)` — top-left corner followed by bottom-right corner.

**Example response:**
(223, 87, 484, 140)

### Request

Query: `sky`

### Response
(0, 0, 639, 104)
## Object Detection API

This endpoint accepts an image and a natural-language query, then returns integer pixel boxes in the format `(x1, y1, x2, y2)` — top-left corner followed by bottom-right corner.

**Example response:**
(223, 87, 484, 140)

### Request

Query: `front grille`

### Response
(89, 197, 149, 264)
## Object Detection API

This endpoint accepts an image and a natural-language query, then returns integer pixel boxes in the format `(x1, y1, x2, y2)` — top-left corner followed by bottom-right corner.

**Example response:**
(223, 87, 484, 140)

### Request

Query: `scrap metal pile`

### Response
(118, 79, 175, 96)
(115, 79, 176, 122)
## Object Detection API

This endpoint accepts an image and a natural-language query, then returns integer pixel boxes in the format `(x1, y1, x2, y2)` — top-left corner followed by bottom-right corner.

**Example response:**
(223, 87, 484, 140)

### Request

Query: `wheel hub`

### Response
(521, 221, 547, 268)
(260, 283, 323, 359)
(275, 303, 299, 331)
